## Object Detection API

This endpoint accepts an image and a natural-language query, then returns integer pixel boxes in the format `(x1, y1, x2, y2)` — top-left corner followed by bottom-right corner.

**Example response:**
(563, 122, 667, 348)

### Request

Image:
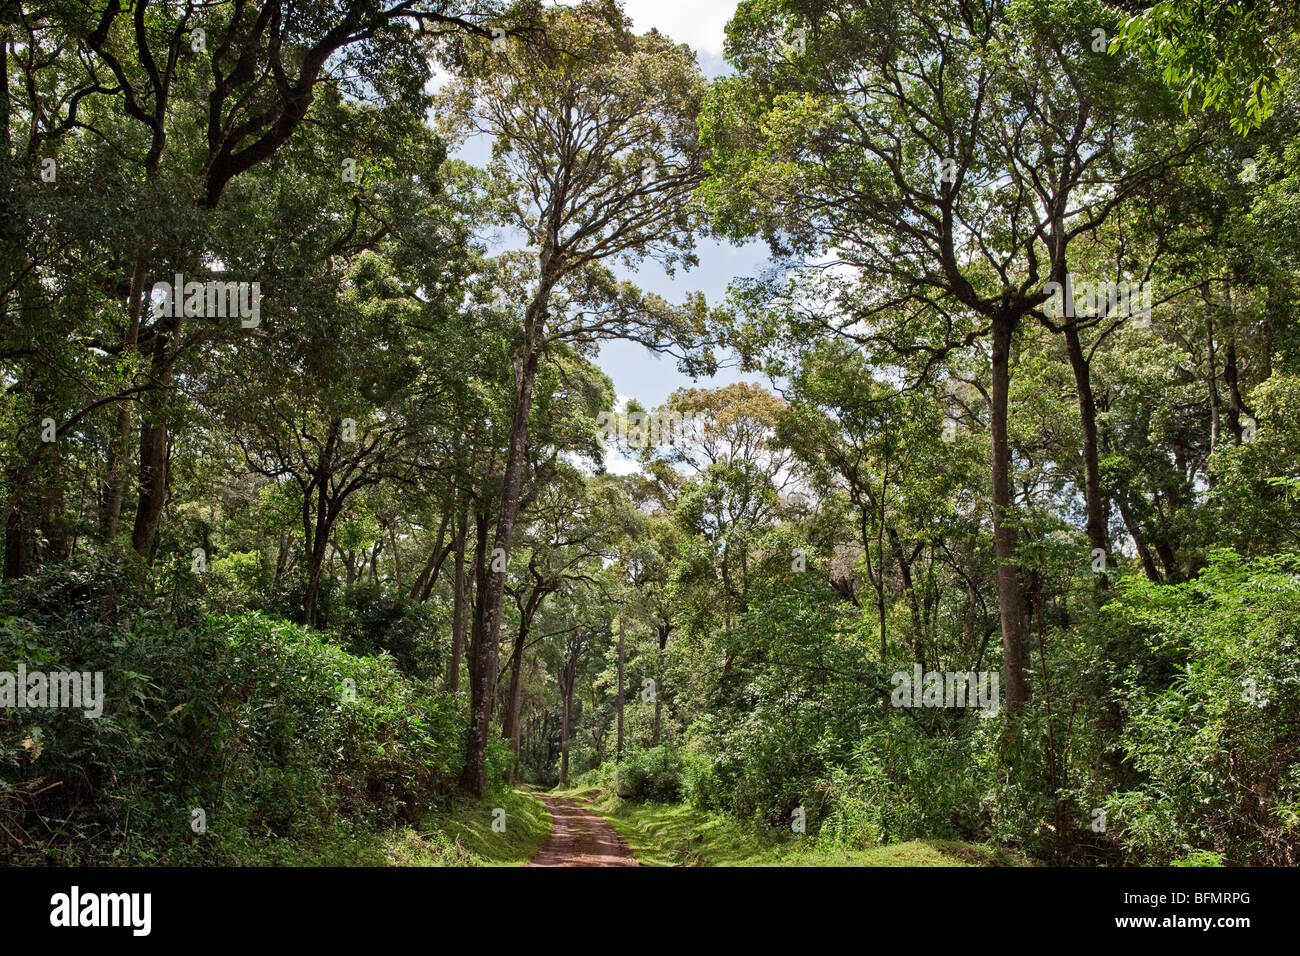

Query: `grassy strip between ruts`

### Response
(553, 787, 1027, 867)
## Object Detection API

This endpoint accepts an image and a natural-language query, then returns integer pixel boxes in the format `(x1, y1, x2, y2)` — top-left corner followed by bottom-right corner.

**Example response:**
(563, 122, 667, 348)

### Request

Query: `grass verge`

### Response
(241, 787, 551, 866)
(393, 787, 551, 866)
(555, 786, 1023, 867)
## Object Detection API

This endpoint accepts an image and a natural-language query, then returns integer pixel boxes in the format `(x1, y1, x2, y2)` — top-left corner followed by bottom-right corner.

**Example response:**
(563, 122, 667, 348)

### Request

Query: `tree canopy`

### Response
(3, 0, 1300, 877)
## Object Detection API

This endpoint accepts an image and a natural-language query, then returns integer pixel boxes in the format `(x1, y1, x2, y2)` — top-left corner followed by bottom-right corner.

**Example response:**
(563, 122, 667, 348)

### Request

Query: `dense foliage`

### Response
(3, 0, 1299, 866)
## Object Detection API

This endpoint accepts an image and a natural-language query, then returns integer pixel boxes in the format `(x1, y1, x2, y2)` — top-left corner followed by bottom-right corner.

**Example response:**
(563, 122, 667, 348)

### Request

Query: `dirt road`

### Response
(528, 795, 638, 867)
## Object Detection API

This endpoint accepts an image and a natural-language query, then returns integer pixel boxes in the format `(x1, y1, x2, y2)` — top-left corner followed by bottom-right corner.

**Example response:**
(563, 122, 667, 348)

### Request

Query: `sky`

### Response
(621, 0, 737, 76)
(598, 0, 769, 409)
(447, 0, 772, 411)
(435, 1, 773, 473)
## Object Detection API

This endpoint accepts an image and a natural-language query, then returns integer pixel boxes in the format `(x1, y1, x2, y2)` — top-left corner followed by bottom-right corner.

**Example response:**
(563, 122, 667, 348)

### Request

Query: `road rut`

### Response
(528, 795, 638, 867)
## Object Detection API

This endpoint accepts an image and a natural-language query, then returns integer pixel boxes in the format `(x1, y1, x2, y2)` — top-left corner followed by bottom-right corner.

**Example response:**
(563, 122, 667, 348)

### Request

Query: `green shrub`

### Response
(818, 715, 985, 848)
(615, 745, 684, 802)
(1100, 552, 1300, 865)
(676, 574, 882, 827)
(205, 550, 272, 613)
(569, 761, 618, 794)
(0, 556, 466, 864)
(329, 584, 443, 679)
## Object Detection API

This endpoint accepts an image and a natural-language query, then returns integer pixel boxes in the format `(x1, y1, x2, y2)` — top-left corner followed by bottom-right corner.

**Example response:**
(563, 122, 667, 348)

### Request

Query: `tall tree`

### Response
(701, 0, 1196, 711)
(438, 0, 711, 795)
(3, 0, 514, 565)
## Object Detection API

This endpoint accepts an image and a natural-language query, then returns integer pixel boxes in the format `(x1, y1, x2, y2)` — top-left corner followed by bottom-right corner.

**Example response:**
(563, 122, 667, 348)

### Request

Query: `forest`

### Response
(1, 0, 1298, 870)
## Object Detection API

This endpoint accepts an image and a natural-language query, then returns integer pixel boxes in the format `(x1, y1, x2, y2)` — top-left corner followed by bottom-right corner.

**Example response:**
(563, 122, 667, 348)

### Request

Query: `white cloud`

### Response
(602, 395, 644, 475)
(619, 0, 739, 58)
(604, 449, 644, 476)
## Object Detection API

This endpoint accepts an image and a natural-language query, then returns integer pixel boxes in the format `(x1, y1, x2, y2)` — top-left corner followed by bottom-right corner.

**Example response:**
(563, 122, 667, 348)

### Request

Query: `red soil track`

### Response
(528, 795, 638, 867)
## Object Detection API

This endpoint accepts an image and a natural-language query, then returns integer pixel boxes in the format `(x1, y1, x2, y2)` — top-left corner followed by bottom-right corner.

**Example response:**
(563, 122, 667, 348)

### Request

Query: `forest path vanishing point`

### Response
(529, 795, 638, 867)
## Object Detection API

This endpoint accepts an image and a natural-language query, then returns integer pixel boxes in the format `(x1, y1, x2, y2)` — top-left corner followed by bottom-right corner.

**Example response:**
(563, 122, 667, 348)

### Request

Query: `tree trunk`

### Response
(559, 638, 582, 787)
(409, 506, 452, 602)
(1115, 492, 1163, 583)
(459, 286, 549, 798)
(131, 415, 168, 560)
(3, 487, 32, 580)
(36, 436, 67, 562)
(339, 546, 357, 587)
(386, 523, 402, 589)
(887, 527, 927, 663)
(1155, 537, 1181, 583)
(652, 623, 669, 746)
(616, 615, 625, 762)
(1064, 324, 1110, 581)
(538, 710, 550, 782)
(447, 506, 469, 692)
(502, 591, 542, 781)
(274, 530, 290, 582)
(302, 469, 336, 628)
(461, 219, 570, 789)
(1224, 338, 1245, 442)
(560, 683, 572, 786)
(131, 304, 181, 560)
(990, 312, 1030, 713)
(1206, 315, 1221, 462)
(101, 260, 146, 541)
(466, 506, 490, 693)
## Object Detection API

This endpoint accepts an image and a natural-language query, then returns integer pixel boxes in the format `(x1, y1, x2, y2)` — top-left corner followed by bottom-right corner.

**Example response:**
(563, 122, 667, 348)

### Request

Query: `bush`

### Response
(682, 675, 864, 826)
(204, 550, 272, 614)
(615, 745, 684, 802)
(1100, 552, 1300, 865)
(328, 584, 443, 680)
(0, 556, 466, 864)
(818, 715, 985, 848)
(676, 575, 881, 827)
(569, 761, 618, 794)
